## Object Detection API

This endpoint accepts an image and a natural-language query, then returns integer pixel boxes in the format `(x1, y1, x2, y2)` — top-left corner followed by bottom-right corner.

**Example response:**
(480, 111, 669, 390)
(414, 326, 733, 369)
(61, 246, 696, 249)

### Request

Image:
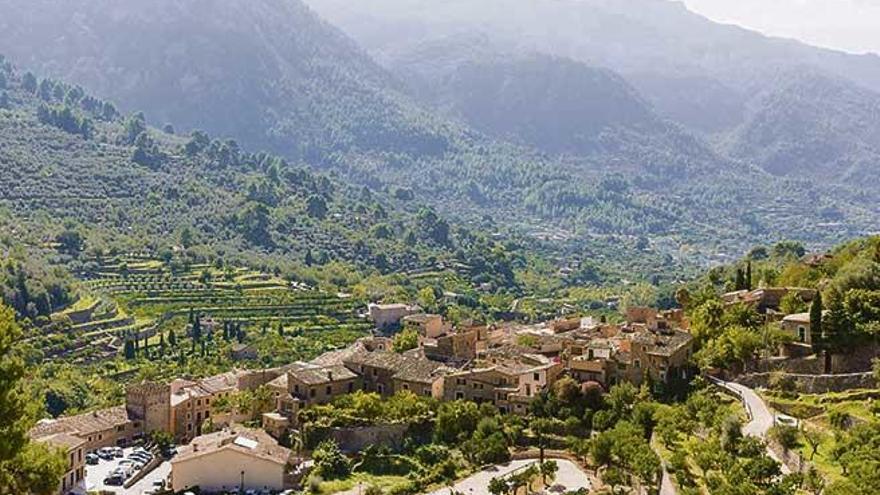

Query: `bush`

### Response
(313, 439, 351, 479)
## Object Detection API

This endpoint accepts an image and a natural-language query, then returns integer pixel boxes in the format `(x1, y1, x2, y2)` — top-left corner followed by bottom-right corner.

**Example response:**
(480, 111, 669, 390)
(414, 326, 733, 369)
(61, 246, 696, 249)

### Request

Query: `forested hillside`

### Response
(1, 0, 879, 275)
(726, 70, 880, 184)
(0, 55, 521, 292)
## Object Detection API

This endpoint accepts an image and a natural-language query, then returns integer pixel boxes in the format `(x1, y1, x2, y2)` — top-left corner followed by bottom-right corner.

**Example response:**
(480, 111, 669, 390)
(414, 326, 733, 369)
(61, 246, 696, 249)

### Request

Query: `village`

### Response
(28, 283, 835, 495)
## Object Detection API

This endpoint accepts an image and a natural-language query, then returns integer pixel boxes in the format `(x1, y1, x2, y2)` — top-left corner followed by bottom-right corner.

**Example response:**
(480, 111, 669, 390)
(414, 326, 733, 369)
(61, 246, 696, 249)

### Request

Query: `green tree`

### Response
(306, 195, 328, 219)
(0, 304, 67, 494)
(488, 476, 508, 495)
(539, 460, 558, 486)
(312, 439, 350, 479)
(392, 327, 419, 353)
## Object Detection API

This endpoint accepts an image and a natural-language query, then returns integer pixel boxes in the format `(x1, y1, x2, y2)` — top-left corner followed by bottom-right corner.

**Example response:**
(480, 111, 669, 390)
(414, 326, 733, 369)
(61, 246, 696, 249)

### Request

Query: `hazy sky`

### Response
(682, 0, 880, 55)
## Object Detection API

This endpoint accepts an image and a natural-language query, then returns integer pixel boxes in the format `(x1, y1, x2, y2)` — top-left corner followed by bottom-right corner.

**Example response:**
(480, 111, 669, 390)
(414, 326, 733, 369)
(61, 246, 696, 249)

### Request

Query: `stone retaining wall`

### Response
(737, 372, 877, 394)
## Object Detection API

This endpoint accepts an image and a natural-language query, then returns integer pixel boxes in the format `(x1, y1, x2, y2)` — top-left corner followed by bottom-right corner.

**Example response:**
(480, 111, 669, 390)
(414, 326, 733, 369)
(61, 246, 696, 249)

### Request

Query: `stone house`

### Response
(35, 433, 86, 495)
(170, 426, 293, 493)
(29, 405, 143, 453)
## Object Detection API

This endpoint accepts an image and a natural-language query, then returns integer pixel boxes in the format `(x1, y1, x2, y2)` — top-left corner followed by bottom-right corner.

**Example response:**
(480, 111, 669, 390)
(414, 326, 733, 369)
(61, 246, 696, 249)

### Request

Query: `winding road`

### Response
(708, 376, 790, 473)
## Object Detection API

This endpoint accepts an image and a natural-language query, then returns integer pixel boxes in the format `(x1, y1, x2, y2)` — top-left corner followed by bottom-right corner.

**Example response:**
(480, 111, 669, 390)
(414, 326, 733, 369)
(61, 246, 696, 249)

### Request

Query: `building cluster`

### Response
(30, 305, 696, 494)
(721, 286, 822, 355)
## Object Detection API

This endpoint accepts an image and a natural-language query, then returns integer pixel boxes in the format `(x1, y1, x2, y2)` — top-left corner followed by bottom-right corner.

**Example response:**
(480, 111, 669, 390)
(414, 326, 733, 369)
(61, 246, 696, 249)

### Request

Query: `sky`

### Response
(681, 0, 880, 55)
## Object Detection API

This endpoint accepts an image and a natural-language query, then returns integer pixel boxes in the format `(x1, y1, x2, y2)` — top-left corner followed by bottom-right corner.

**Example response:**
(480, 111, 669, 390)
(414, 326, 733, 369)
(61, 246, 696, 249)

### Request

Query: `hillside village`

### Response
(30, 280, 857, 495)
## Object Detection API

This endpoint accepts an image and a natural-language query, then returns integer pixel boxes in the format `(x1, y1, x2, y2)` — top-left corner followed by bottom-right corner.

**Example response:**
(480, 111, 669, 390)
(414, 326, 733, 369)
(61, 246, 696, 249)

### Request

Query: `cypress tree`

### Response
(192, 315, 202, 342)
(734, 268, 745, 291)
(745, 261, 753, 291)
(124, 339, 135, 360)
(810, 292, 823, 344)
(168, 328, 177, 346)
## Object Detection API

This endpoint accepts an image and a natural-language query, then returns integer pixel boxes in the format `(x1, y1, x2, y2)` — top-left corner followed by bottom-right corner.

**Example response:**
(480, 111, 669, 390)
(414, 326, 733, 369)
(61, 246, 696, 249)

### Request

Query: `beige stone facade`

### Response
(171, 426, 292, 493)
(36, 433, 86, 495)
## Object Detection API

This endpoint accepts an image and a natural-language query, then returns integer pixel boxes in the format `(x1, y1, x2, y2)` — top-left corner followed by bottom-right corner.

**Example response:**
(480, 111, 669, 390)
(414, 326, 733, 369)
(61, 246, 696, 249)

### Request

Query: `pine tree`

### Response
(1, 305, 30, 460)
(304, 249, 314, 267)
(0, 304, 66, 492)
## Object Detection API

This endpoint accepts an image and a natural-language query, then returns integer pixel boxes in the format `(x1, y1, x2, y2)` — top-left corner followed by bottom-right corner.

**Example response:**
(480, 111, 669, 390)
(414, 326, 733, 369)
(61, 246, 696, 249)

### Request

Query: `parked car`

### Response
(118, 459, 138, 473)
(103, 472, 125, 486)
(113, 446, 124, 458)
(85, 453, 99, 465)
(97, 447, 115, 460)
(130, 452, 152, 464)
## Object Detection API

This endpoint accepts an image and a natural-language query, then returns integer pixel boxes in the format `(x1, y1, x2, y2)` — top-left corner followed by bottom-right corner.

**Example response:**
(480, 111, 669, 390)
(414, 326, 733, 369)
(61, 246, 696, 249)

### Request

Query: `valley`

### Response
(0, 1, 879, 495)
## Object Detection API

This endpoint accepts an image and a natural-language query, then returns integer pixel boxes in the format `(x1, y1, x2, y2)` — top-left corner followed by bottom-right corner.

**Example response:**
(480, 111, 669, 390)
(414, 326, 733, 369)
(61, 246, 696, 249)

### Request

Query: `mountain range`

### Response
(1, 0, 879, 275)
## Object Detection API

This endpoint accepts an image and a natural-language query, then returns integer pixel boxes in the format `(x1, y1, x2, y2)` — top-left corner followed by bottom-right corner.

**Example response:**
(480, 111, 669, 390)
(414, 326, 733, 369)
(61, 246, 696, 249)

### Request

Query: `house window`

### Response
(377, 384, 385, 394)
(310, 388, 316, 398)
(423, 389, 431, 397)
(325, 385, 332, 396)
(634, 360, 641, 369)
(402, 383, 409, 391)
(798, 326, 807, 342)
(456, 391, 464, 400)
(533, 373, 540, 381)
(372, 368, 378, 377)
(294, 384, 300, 393)
(347, 382, 354, 393)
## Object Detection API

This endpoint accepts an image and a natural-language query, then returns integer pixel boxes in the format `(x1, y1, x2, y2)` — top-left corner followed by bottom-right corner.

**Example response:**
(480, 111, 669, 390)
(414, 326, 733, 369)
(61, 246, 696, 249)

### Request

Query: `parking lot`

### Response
(85, 446, 172, 495)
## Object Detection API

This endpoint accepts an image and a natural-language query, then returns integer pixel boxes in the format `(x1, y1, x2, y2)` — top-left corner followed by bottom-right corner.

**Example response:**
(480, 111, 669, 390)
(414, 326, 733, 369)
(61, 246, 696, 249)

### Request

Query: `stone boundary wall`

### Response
(737, 372, 877, 394)
(326, 424, 409, 453)
(746, 344, 880, 375)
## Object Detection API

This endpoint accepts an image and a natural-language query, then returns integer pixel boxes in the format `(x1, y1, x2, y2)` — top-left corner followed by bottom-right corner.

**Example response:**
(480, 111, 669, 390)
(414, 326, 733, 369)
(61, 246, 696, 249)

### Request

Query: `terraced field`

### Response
(43, 255, 373, 367)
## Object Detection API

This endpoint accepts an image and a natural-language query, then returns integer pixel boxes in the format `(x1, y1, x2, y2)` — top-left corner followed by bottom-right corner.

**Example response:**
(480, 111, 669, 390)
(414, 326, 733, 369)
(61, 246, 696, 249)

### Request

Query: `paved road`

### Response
(658, 462, 676, 495)
(709, 377, 790, 473)
(423, 459, 590, 495)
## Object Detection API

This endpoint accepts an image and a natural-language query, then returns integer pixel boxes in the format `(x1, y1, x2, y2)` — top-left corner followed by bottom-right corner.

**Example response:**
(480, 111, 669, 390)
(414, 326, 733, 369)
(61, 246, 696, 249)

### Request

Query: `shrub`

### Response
(312, 439, 351, 479)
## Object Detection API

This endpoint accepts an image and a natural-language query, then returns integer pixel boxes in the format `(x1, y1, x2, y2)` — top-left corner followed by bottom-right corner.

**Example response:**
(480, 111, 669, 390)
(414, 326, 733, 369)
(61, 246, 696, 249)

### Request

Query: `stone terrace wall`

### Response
(737, 372, 877, 394)
(327, 424, 409, 453)
(746, 343, 880, 375)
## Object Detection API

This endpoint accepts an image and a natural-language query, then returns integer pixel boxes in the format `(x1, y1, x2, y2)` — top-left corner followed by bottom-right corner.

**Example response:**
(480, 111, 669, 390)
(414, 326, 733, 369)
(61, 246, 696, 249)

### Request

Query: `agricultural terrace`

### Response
(34, 255, 373, 416)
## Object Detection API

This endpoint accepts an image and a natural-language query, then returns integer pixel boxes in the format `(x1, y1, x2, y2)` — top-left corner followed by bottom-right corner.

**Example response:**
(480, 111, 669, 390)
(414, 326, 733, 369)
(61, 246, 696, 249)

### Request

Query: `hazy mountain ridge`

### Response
(727, 70, 880, 183)
(0, 0, 449, 159)
(306, 0, 880, 181)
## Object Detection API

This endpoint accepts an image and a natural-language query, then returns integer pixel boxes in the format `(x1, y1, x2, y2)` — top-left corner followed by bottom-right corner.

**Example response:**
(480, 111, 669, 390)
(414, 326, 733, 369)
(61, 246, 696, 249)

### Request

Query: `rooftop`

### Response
(289, 364, 358, 385)
(35, 432, 87, 451)
(344, 351, 452, 384)
(173, 426, 291, 466)
(29, 405, 131, 439)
